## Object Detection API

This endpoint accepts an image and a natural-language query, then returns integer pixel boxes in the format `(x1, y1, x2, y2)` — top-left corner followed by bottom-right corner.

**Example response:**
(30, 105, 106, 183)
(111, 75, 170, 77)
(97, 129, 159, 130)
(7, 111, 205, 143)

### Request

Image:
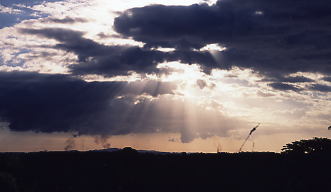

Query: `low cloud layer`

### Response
(0, 72, 243, 142)
(0, 72, 175, 133)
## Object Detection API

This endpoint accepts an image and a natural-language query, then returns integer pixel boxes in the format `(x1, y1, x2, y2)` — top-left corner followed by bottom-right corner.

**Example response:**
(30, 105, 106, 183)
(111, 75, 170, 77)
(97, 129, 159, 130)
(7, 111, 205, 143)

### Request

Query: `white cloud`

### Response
(0, 5, 23, 14)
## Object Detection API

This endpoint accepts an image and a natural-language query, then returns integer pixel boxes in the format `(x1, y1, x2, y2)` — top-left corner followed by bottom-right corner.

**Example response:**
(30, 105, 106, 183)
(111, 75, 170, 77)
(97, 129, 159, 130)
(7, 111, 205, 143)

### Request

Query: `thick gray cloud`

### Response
(0, 72, 176, 134)
(272, 76, 314, 83)
(114, 0, 331, 77)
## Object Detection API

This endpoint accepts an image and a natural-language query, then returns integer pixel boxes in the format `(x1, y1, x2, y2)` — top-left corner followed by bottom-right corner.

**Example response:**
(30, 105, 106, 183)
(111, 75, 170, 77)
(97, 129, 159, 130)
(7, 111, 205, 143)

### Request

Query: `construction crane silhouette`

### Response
(239, 123, 260, 152)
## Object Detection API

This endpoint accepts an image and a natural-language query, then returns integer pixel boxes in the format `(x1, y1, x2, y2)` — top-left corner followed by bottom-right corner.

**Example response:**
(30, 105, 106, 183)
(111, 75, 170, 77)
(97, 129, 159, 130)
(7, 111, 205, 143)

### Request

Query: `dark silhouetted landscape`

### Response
(1, 138, 331, 192)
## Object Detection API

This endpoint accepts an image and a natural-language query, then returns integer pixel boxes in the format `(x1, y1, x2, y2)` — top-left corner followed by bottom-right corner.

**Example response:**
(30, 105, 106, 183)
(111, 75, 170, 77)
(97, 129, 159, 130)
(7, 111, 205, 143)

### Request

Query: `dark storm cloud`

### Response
(278, 76, 314, 83)
(114, 0, 331, 77)
(268, 82, 302, 92)
(20, 28, 103, 59)
(20, 28, 217, 76)
(0, 71, 244, 142)
(0, 71, 176, 134)
(322, 77, 331, 82)
(19, 0, 331, 92)
(20, 28, 165, 75)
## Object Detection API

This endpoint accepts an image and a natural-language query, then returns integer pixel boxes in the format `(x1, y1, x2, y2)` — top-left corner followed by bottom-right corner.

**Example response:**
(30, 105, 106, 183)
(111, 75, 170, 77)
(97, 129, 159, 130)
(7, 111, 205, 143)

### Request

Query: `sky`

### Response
(0, 0, 330, 153)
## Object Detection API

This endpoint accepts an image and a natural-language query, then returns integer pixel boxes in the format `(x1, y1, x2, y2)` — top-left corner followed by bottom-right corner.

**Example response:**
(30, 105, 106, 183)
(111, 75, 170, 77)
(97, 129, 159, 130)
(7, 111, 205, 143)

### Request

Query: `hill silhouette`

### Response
(0, 138, 331, 192)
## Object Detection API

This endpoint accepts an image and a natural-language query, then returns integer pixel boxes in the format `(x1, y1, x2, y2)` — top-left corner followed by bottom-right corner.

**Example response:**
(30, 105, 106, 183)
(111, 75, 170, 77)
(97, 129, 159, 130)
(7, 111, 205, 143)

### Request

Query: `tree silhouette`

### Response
(281, 137, 331, 154)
